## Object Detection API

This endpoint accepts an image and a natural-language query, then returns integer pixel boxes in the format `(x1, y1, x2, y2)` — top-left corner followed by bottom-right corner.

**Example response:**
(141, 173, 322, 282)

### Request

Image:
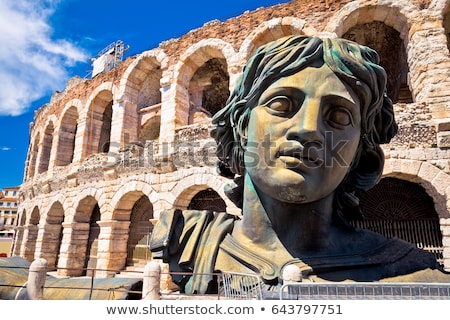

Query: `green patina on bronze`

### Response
(150, 35, 450, 294)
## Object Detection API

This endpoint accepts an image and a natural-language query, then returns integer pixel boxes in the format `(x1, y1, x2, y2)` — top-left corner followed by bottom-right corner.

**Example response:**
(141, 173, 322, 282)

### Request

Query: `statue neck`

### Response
(237, 173, 337, 257)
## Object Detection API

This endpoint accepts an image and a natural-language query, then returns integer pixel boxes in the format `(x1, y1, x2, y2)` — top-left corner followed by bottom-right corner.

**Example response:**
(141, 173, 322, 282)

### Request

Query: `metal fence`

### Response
(279, 282, 450, 300)
(220, 271, 263, 300)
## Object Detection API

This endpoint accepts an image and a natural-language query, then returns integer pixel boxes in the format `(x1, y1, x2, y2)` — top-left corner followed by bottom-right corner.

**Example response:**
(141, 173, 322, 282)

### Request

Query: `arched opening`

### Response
(137, 67, 162, 110)
(84, 203, 101, 276)
(24, 206, 40, 261)
(343, 21, 413, 104)
(139, 115, 160, 141)
(56, 106, 78, 166)
(352, 177, 443, 265)
(126, 195, 154, 267)
(188, 188, 227, 212)
(188, 58, 229, 124)
(72, 196, 100, 276)
(20, 210, 27, 226)
(26, 134, 40, 179)
(98, 102, 113, 153)
(12, 209, 26, 256)
(85, 91, 113, 157)
(38, 122, 54, 173)
(42, 202, 65, 269)
(29, 207, 40, 227)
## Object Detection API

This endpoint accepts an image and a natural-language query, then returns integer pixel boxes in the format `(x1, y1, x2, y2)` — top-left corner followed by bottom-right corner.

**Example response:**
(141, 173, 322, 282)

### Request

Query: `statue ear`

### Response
(353, 144, 384, 192)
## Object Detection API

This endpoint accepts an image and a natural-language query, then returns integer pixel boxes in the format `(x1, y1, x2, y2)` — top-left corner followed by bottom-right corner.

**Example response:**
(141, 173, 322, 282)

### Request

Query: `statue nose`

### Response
(286, 99, 324, 146)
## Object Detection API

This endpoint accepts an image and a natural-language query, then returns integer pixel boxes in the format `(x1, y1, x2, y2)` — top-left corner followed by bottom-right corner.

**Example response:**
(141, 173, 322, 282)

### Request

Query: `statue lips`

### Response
(276, 145, 322, 170)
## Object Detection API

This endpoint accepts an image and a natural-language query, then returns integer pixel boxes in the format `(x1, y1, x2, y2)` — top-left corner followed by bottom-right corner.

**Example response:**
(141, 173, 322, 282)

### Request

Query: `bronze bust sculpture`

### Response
(150, 35, 449, 294)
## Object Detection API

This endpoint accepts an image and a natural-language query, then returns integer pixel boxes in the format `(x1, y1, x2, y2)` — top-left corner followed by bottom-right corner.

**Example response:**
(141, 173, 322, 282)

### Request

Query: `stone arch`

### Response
(38, 201, 65, 269)
(12, 209, 26, 256)
(119, 49, 167, 143)
(81, 83, 116, 159)
(66, 195, 101, 276)
(173, 38, 236, 127)
(109, 180, 158, 220)
(55, 104, 79, 166)
(29, 205, 40, 225)
(355, 176, 444, 264)
(26, 131, 40, 179)
(187, 188, 227, 212)
(110, 190, 154, 269)
(19, 208, 27, 226)
(239, 17, 319, 62)
(119, 48, 168, 104)
(170, 173, 229, 210)
(72, 186, 106, 218)
(325, 1, 415, 40)
(73, 195, 98, 223)
(381, 159, 450, 269)
(37, 120, 55, 174)
(22, 206, 40, 261)
(327, 2, 416, 103)
(140, 115, 161, 141)
(382, 158, 450, 219)
(187, 57, 230, 124)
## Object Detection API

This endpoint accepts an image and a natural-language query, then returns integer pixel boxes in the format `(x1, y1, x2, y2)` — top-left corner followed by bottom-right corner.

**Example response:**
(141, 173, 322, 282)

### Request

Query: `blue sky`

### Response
(0, 0, 288, 188)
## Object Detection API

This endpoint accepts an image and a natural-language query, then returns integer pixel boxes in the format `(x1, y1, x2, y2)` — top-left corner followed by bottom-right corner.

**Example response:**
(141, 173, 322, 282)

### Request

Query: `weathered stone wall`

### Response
(13, 0, 450, 275)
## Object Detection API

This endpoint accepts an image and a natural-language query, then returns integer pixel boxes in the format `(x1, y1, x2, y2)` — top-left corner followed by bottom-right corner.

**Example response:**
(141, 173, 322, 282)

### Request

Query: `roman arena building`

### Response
(11, 0, 450, 278)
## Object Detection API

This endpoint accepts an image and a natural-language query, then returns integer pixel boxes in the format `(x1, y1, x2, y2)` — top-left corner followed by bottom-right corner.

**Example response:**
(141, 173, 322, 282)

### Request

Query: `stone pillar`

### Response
(57, 222, 90, 277)
(440, 218, 450, 271)
(109, 101, 125, 152)
(72, 115, 88, 163)
(142, 261, 161, 300)
(118, 100, 139, 145)
(46, 131, 60, 173)
(20, 224, 39, 262)
(282, 264, 303, 284)
(12, 226, 24, 256)
(95, 220, 131, 278)
(158, 83, 180, 150)
(34, 224, 63, 270)
(408, 21, 450, 116)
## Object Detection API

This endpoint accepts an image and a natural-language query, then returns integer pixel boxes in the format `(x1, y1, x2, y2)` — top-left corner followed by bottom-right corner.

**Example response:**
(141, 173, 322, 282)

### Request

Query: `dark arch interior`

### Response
(351, 177, 443, 264)
(188, 188, 227, 212)
(343, 21, 413, 104)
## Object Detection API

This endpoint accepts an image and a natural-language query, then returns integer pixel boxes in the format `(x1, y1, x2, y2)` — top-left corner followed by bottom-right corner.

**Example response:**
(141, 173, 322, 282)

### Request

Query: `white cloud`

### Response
(0, 0, 87, 116)
(2, 147, 11, 151)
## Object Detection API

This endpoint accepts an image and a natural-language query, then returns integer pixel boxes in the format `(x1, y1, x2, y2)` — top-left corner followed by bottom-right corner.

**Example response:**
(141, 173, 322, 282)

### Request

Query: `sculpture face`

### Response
(244, 62, 361, 203)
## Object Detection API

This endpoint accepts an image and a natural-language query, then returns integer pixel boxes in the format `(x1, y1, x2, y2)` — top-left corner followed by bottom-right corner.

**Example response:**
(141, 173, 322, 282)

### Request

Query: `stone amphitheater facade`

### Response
(11, 0, 450, 277)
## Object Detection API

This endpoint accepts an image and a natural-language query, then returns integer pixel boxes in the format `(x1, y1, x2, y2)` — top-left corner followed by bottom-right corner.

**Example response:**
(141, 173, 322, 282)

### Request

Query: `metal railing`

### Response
(279, 282, 450, 300)
(0, 260, 264, 300)
(221, 271, 263, 300)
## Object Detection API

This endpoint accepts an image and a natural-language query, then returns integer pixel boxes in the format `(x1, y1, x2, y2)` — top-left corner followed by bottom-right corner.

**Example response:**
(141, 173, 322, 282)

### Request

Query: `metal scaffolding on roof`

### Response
(91, 40, 129, 78)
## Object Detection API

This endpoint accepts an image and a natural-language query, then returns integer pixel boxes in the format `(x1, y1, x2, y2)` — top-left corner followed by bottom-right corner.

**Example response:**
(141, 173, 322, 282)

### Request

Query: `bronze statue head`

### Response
(211, 35, 398, 220)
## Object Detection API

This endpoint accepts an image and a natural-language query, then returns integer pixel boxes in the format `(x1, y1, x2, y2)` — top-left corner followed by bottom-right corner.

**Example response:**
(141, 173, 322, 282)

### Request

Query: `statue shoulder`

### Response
(149, 209, 239, 293)
(149, 208, 239, 263)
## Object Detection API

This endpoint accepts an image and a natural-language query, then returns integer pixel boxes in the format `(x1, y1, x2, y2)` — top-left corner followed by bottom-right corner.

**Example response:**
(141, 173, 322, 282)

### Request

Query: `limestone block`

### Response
(437, 132, 450, 148)
(400, 160, 422, 177)
(431, 171, 450, 195)
(442, 236, 450, 247)
(418, 162, 441, 182)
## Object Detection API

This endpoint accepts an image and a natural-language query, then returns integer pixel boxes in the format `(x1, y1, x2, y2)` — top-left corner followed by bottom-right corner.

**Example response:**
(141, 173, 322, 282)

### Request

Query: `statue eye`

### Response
(327, 107, 353, 127)
(264, 96, 293, 115)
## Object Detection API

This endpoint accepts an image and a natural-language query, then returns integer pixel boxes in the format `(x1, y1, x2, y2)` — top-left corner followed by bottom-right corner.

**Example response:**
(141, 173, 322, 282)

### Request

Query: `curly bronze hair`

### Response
(211, 35, 398, 221)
